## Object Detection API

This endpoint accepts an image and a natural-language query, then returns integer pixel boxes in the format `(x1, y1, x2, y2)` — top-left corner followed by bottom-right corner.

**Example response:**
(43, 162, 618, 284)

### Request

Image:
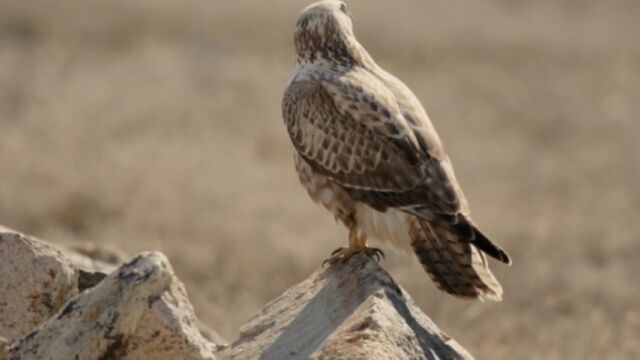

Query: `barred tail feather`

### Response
(409, 218, 504, 301)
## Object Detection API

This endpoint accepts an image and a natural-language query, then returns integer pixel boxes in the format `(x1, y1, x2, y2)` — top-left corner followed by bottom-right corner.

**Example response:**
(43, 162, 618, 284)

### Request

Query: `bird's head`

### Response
(294, 1, 364, 65)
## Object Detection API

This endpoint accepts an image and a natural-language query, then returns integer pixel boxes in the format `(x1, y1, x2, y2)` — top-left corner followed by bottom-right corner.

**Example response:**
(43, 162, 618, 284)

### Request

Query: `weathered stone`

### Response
(8, 252, 219, 360)
(0, 227, 78, 342)
(2, 223, 473, 359)
(198, 322, 228, 350)
(219, 253, 473, 360)
(59, 242, 124, 275)
(76, 269, 108, 292)
(0, 336, 8, 360)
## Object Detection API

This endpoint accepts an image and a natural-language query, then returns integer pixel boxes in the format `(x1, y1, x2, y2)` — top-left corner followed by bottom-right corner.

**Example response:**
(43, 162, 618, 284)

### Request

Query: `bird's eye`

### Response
(340, 3, 348, 14)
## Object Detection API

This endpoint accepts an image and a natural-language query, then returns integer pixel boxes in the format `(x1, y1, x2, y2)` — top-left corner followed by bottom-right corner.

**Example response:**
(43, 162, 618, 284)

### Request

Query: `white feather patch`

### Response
(355, 203, 413, 254)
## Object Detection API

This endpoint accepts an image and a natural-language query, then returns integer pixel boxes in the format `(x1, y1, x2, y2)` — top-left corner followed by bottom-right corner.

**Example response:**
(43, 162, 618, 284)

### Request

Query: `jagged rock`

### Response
(58, 242, 125, 275)
(219, 253, 473, 360)
(0, 228, 78, 342)
(2, 223, 473, 359)
(57, 242, 125, 292)
(8, 252, 220, 360)
(198, 322, 228, 350)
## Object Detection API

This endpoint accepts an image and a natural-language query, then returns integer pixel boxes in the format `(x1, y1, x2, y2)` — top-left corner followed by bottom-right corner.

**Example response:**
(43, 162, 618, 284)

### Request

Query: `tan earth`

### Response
(0, 1, 638, 359)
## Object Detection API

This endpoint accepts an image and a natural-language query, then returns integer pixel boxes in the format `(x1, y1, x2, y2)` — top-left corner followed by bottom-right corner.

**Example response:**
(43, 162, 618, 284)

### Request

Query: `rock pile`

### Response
(0, 226, 473, 359)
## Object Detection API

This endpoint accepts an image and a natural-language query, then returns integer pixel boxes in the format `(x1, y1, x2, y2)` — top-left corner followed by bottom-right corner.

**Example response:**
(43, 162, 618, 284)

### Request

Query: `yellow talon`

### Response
(322, 228, 385, 266)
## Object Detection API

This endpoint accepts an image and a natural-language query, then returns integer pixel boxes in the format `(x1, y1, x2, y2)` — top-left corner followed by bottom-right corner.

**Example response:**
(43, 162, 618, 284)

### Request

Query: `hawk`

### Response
(282, 0, 511, 300)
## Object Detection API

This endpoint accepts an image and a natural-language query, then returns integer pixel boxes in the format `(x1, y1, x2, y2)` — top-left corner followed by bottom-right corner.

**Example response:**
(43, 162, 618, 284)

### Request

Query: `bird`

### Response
(282, 0, 511, 301)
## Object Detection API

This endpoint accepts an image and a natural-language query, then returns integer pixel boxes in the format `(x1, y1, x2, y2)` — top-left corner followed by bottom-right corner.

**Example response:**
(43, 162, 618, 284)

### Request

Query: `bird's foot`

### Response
(322, 246, 385, 266)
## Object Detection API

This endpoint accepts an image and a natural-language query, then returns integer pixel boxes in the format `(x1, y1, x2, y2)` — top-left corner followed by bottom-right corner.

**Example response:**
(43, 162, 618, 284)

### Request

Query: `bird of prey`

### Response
(282, 0, 511, 300)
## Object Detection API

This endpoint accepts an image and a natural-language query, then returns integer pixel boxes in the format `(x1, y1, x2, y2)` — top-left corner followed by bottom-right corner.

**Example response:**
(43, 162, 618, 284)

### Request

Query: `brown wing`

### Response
(283, 79, 459, 213)
(282, 77, 510, 264)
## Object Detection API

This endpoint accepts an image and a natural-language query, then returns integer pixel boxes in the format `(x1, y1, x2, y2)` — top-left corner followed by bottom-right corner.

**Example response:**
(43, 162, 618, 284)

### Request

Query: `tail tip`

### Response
(498, 249, 512, 266)
(470, 226, 512, 265)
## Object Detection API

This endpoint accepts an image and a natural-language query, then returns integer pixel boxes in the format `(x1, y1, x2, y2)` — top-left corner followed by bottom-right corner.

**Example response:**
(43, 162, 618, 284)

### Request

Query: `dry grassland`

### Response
(1, 1, 639, 358)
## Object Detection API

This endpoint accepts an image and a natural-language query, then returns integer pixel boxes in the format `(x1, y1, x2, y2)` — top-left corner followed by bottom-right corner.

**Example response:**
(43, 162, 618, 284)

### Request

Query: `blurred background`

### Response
(0, 0, 638, 358)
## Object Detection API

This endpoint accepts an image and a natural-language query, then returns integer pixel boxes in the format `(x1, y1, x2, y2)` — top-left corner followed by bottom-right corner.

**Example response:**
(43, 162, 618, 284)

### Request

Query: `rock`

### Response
(0, 337, 8, 360)
(58, 242, 125, 274)
(219, 253, 474, 360)
(0, 228, 78, 342)
(2, 224, 472, 359)
(57, 242, 125, 292)
(76, 269, 108, 292)
(8, 252, 220, 360)
(198, 322, 228, 350)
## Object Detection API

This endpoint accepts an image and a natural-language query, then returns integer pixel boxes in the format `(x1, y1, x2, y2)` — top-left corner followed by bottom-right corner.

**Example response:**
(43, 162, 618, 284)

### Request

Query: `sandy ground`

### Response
(1, 1, 639, 358)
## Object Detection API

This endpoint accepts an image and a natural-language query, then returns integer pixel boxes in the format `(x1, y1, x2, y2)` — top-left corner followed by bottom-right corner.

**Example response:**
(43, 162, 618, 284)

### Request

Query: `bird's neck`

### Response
(295, 37, 378, 72)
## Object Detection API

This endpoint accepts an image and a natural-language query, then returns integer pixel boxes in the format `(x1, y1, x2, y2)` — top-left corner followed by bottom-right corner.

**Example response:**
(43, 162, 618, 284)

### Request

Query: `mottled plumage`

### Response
(283, 0, 511, 300)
